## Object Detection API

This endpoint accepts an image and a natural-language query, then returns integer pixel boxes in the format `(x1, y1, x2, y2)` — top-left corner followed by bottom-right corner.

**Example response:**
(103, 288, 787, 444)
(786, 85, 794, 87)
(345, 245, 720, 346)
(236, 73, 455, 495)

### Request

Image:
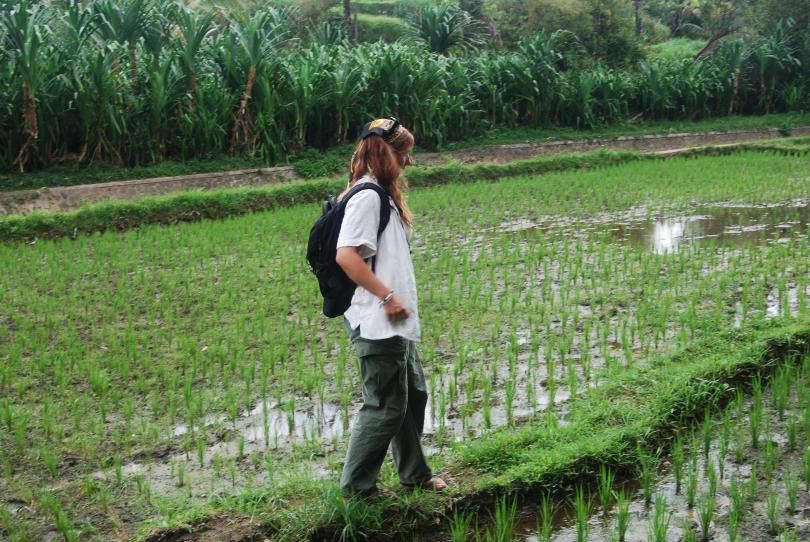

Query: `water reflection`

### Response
(610, 202, 809, 253)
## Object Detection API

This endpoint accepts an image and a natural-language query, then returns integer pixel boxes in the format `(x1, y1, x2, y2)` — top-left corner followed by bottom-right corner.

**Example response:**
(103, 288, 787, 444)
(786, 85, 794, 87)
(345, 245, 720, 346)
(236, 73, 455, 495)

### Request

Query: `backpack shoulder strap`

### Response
(341, 182, 391, 238)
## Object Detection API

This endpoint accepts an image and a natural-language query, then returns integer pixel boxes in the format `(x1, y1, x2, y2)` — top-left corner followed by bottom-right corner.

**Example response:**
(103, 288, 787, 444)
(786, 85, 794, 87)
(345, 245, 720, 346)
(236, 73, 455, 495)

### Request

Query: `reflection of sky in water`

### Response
(650, 219, 688, 253)
(612, 203, 809, 254)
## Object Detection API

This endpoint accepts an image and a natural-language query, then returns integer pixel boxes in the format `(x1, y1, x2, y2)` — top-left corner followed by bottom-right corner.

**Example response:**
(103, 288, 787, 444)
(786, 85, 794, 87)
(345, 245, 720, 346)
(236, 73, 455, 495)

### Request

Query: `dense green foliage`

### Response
(1, 0, 808, 174)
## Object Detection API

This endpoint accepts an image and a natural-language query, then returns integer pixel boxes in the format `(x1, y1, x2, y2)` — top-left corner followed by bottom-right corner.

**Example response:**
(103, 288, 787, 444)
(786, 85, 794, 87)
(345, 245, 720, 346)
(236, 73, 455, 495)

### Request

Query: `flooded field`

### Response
(1, 152, 809, 540)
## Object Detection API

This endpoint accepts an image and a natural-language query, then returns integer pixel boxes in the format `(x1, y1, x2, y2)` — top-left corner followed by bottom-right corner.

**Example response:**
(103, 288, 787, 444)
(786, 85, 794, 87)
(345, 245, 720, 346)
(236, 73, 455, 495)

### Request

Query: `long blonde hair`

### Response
(345, 125, 414, 227)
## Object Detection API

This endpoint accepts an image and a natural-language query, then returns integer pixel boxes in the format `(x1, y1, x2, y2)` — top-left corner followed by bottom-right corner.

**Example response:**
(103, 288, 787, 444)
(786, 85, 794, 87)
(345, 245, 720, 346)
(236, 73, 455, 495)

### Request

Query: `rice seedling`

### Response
(598, 464, 615, 513)
(785, 471, 798, 515)
(672, 435, 685, 493)
(639, 448, 655, 506)
(718, 411, 730, 479)
(706, 459, 718, 499)
(763, 439, 779, 480)
(615, 490, 630, 542)
(573, 486, 591, 542)
(804, 447, 810, 491)
(729, 473, 745, 521)
(750, 377, 764, 449)
(766, 487, 781, 534)
(487, 495, 517, 542)
(536, 493, 555, 542)
(697, 491, 715, 541)
(686, 449, 699, 508)
(787, 412, 798, 451)
(727, 505, 740, 542)
(701, 408, 712, 457)
(748, 461, 758, 500)
(646, 494, 672, 542)
(681, 519, 697, 542)
(450, 509, 475, 542)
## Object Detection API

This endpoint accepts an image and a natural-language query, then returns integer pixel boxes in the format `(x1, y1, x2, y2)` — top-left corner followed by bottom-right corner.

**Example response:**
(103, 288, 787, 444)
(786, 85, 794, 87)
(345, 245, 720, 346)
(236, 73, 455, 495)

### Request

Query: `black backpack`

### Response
(307, 182, 391, 317)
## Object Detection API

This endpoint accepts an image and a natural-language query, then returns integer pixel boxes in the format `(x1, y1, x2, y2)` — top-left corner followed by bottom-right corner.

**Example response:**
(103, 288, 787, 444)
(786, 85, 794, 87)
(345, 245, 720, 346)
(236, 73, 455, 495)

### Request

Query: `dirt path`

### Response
(1, 126, 808, 217)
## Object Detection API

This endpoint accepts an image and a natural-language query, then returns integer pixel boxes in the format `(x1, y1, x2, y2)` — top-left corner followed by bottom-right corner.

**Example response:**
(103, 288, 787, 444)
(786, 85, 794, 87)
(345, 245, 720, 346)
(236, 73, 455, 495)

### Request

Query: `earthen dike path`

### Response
(2, 126, 809, 216)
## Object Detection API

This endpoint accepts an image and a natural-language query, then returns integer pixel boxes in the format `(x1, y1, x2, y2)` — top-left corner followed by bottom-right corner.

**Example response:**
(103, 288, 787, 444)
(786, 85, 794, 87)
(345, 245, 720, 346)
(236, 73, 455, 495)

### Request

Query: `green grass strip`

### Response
(0, 150, 643, 242)
(142, 320, 809, 541)
(3, 142, 808, 243)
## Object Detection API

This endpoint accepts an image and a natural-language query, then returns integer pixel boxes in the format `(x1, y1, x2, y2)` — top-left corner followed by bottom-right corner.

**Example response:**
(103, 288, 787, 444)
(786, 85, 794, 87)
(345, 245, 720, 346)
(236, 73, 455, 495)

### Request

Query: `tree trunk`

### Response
(728, 72, 740, 115)
(343, 0, 354, 44)
(231, 64, 257, 153)
(634, 0, 642, 37)
(15, 81, 38, 172)
(188, 67, 197, 113)
(693, 29, 732, 59)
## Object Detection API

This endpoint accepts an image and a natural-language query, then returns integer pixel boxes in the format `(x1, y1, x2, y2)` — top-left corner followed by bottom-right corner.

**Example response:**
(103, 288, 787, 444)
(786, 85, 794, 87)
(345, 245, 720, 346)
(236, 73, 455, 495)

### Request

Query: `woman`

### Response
(335, 118, 447, 497)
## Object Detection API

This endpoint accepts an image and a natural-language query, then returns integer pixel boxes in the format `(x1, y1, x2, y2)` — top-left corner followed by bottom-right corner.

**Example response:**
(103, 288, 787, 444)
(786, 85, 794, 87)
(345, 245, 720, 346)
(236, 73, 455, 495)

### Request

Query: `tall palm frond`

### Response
(411, 4, 485, 56)
(175, 6, 214, 112)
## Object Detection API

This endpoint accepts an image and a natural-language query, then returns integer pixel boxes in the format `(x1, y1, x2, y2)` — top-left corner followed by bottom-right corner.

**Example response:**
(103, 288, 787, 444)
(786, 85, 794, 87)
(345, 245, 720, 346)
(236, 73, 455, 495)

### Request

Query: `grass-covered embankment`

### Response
(0, 150, 644, 242)
(173, 320, 809, 542)
(3, 138, 809, 243)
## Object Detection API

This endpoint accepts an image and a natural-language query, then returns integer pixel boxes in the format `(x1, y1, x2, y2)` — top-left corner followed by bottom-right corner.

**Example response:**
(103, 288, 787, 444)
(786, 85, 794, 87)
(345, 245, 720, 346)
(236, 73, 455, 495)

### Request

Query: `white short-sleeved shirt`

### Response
(336, 175, 420, 341)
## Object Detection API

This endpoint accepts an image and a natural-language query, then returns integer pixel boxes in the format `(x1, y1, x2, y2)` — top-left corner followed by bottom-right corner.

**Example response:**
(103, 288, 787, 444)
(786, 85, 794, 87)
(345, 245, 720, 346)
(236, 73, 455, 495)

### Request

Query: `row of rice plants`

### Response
(0, 152, 808, 539)
(1, 1, 808, 171)
(511, 355, 810, 542)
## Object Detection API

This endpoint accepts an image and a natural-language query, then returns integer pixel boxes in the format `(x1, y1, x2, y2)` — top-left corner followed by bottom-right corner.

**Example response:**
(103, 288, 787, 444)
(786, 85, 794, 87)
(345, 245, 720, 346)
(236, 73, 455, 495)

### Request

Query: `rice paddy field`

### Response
(1, 149, 810, 541)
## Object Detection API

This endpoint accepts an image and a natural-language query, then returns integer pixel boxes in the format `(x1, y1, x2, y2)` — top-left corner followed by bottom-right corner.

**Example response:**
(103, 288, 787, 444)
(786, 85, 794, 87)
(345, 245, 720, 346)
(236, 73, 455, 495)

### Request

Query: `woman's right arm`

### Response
(336, 247, 409, 322)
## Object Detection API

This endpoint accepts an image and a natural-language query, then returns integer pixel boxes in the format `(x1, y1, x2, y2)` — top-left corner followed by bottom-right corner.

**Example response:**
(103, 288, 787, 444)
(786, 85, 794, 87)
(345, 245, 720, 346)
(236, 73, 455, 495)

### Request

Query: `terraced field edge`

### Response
(2, 139, 809, 243)
(139, 319, 810, 542)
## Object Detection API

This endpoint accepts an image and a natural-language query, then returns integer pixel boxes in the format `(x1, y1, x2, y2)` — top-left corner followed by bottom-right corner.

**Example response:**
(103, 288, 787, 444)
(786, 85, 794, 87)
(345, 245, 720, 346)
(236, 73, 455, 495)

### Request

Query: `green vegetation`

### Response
(1, 150, 810, 539)
(1, 1, 808, 175)
(354, 12, 412, 42)
(645, 38, 707, 60)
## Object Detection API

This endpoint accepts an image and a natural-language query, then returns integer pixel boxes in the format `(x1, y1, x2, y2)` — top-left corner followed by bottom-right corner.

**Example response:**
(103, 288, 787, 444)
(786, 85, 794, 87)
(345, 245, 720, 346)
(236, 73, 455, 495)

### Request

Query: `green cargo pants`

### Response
(340, 321, 433, 496)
